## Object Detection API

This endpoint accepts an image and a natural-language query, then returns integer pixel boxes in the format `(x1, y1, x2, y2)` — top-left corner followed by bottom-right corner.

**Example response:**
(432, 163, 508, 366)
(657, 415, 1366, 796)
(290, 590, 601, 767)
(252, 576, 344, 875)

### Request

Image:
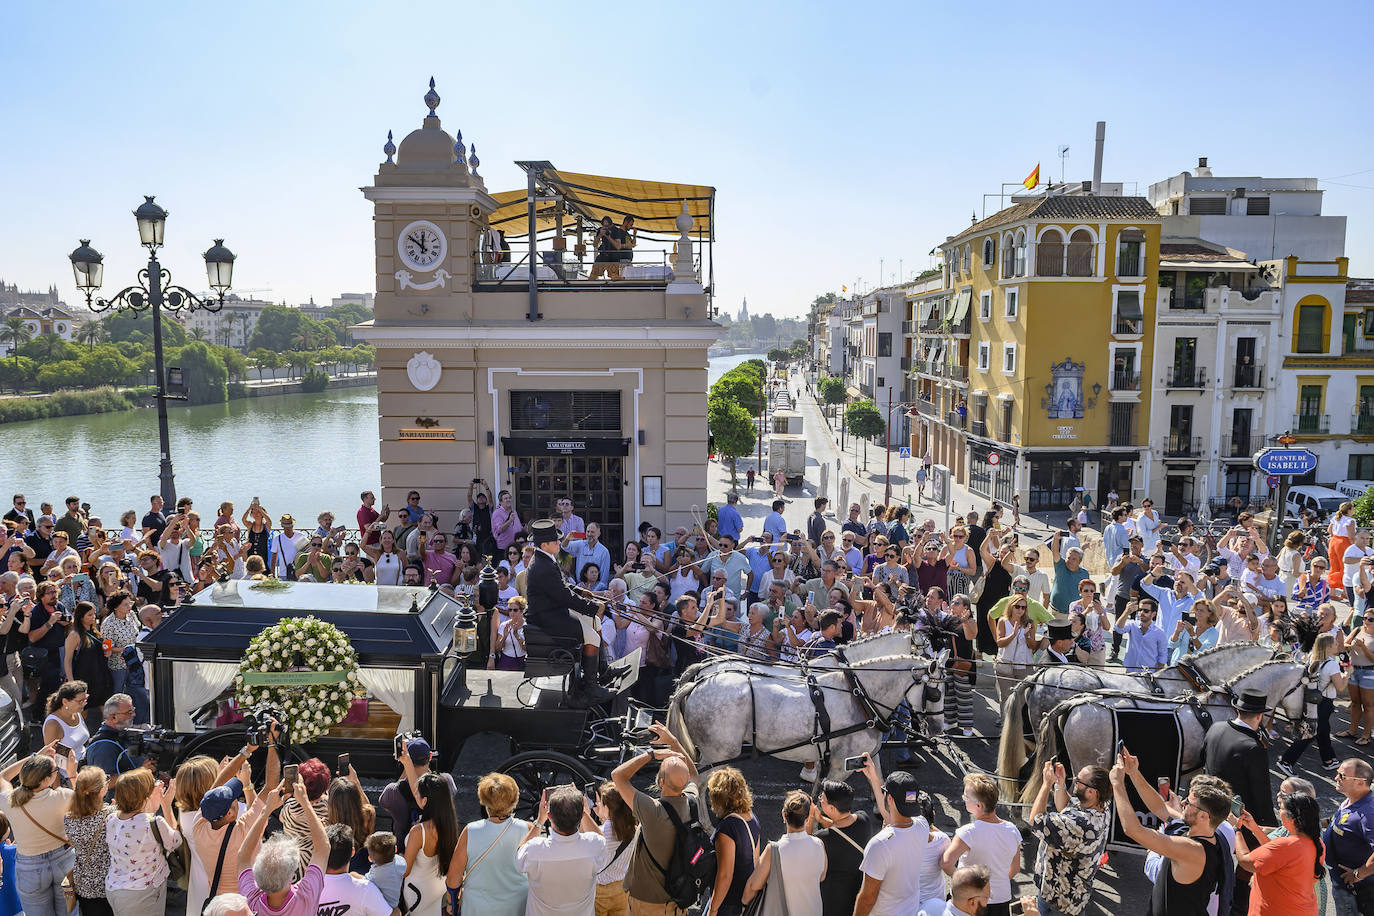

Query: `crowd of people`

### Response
(3, 470, 1374, 914)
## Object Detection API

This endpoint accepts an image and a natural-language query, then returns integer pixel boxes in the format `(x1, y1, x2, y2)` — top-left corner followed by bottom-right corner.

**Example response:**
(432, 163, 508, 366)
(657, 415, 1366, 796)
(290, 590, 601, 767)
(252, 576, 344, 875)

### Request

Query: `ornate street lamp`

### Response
(69, 196, 235, 505)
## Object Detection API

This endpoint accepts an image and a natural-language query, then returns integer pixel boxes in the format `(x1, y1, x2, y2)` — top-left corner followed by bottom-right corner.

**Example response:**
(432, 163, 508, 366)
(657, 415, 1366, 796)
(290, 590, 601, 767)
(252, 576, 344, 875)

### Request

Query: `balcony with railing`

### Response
(1166, 365, 1208, 389)
(970, 420, 988, 436)
(900, 356, 911, 371)
(1232, 364, 1264, 389)
(860, 382, 874, 399)
(1220, 433, 1257, 459)
(901, 320, 916, 335)
(1294, 413, 1330, 435)
(915, 397, 938, 418)
(1161, 434, 1203, 458)
(950, 313, 971, 336)
(1110, 369, 1141, 391)
(945, 364, 969, 382)
(1353, 409, 1374, 435)
(946, 410, 966, 430)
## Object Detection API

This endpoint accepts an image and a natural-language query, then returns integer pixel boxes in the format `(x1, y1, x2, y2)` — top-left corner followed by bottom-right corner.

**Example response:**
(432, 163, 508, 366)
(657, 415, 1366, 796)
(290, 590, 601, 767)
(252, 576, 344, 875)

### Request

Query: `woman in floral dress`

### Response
(65, 766, 114, 916)
(105, 769, 182, 916)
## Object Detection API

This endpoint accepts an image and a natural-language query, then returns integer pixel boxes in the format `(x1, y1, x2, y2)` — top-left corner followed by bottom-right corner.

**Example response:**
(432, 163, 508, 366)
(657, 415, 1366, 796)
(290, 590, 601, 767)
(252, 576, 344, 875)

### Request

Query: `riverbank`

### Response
(0, 371, 377, 425)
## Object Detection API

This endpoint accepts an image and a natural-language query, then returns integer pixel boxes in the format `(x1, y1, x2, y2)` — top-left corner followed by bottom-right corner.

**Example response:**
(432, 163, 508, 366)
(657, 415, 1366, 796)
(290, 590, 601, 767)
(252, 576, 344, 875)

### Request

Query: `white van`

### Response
(1334, 479, 1374, 499)
(1284, 485, 1347, 520)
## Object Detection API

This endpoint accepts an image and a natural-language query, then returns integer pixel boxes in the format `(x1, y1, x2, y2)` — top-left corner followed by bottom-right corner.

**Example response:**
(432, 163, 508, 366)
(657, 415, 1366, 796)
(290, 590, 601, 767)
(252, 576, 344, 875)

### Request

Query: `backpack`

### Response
(642, 795, 716, 909)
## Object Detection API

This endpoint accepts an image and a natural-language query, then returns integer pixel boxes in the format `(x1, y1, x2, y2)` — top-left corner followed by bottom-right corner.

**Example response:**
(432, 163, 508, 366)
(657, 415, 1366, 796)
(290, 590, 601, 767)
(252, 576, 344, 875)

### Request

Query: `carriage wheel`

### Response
(173, 725, 307, 783)
(497, 750, 597, 820)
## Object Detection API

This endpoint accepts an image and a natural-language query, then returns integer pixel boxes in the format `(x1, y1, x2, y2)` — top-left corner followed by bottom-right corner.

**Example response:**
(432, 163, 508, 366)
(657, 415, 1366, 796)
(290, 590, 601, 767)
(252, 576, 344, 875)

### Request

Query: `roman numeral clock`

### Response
(395, 219, 451, 291)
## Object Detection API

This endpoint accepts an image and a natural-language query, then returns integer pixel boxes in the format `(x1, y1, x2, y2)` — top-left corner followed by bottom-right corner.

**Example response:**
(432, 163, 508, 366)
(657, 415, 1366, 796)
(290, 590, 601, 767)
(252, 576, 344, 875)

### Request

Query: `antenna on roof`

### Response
(1058, 145, 1070, 184)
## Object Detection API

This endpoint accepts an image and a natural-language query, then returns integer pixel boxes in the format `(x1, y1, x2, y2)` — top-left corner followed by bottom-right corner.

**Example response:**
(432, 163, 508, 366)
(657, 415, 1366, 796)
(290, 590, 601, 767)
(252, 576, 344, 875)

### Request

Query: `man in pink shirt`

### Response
(492, 489, 523, 552)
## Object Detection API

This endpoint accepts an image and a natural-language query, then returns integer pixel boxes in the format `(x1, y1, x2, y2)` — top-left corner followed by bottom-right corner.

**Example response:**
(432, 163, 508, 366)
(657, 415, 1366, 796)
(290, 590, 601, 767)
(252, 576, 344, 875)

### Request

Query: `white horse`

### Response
(1016, 658, 1310, 803)
(667, 651, 948, 782)
(995, 641, 1277, 789)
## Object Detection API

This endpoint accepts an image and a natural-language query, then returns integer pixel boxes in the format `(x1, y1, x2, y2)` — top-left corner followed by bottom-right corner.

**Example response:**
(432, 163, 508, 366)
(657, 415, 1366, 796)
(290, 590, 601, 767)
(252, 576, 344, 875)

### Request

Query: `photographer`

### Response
(83, 693, 150, 784)
(378, 737, 456, 853)
(132, 549, 176, 608)
(25, 581, 69, 705)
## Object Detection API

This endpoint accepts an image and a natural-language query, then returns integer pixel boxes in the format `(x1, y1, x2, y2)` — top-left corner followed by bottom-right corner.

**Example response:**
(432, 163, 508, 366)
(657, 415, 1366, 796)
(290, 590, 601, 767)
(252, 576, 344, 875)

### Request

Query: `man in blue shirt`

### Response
(743, 532, 775, 603)
(568, 522, 612, 589)
(1114, 599, 1169, 670)
(399, 489, 426, 524)
(716, 492, 744, 541)
(763, 499, 788, 541)
(702, 533, 753, 601)
(1137, 567, 1199, 635)
(1325, 757, 1374, 913)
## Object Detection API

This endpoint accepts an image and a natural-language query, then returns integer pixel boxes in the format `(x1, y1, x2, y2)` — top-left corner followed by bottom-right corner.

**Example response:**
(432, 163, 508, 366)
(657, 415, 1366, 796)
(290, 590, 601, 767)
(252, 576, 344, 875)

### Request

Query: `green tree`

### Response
(248, 305, 306, 351)
(708, 398, 757, 489)
(23, 332, 74, 363)
(175, 341, 228, 405)
(249, 348, 280, 381)
(348, 344, 375, 369)
(75, 323, 104, 349)
(845, 399, 886, 470)
(1352, 487, 1374, 528)
(300, 367, 330, 392)
(0, 355, 35, 393)
(188, 327, 208, 341)
(2, 317, 32, 368)
(36, 360, 84, 391)
(99, 311, 186, 347)
(752, 312, 777, 342)
(710, 368, 765, 417)
(818, 376, 847, 419)
(77, 345, 137, 388)
(285, 349, 314, 379)
(219, 346, 250, 383)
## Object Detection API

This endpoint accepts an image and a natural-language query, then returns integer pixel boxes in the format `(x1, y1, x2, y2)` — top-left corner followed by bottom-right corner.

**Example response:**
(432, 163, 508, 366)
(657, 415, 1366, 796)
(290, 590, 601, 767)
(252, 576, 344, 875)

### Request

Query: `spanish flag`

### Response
(841, 285, 847, 292)
(1023, 163, 1040, 190)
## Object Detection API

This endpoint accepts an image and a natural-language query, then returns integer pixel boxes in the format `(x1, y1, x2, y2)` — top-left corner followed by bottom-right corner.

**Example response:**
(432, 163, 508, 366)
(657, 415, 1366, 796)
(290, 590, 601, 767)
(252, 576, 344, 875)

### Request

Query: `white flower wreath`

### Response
(233, 616, 363, 743)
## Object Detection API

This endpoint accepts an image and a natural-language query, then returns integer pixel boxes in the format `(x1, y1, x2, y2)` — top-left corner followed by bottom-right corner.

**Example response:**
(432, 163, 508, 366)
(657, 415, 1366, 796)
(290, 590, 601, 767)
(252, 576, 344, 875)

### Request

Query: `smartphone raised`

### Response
(71, 573, 90, 586)
(843, 755, 866, 771)
(1115, 739, 1125, 759)
(393, 733, 405, 759)
(281, 764, 299, 793)
(337, 753, 350, 774)
(1231, 795, 1244, 817)
(1157, 777, 1171, 800)
(53, 741, 71, 758)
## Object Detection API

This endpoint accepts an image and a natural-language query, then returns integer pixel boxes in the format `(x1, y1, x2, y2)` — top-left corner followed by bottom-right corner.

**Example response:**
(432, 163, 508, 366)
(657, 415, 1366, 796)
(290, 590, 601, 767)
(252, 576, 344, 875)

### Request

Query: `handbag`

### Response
(452, 816, 516, 914)
(968, 573, 987, 602)
(17, 805, 76, 913)
(148, 813, 189, 889)
(742, 840, 790, 916)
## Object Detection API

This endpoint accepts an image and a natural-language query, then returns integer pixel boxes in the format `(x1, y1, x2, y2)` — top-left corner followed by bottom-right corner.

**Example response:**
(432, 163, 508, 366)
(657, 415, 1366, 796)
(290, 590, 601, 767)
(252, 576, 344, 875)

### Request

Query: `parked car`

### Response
(1333, 479, 1374, 500)
(1285, 485, 1347, 521)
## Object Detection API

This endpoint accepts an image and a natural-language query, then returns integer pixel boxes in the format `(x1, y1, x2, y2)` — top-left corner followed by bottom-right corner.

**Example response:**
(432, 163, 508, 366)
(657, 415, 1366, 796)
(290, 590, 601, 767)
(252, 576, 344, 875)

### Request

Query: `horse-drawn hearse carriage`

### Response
(138, 579, 645, 813)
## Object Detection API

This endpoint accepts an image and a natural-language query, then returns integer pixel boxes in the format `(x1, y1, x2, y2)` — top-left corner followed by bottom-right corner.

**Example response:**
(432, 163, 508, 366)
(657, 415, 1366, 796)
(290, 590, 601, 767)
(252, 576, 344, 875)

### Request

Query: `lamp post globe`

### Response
(68, 240, 104, 295)
(133, 195, 167, 250)
(203, 239, 236, 294)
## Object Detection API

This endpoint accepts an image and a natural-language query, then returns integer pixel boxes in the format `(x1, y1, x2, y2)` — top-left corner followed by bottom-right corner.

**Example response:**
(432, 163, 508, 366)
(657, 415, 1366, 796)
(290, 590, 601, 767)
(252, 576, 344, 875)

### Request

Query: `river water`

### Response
(3, 353, 761, 523)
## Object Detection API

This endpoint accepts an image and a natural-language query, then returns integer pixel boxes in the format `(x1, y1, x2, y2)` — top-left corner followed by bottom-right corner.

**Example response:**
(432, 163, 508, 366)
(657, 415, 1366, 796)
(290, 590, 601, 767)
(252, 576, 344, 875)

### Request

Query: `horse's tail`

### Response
(995, 673, 1036, 796)
(666, 679, 698, 764)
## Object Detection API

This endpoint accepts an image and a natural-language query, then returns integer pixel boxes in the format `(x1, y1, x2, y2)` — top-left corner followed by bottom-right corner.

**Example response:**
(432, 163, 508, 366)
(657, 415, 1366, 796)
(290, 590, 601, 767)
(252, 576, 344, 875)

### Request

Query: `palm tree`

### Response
(188, 327, 208, 342)
(34, 332, 64, 361)
(291, 328, 318, 351)
(2, 316, 32, 361)
(75, 323, 104, 349)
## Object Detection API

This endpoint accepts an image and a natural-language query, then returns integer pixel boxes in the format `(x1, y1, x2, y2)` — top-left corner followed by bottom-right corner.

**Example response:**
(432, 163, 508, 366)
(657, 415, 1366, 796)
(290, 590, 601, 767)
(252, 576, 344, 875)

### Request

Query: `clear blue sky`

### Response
(2, 1, 1371, 319)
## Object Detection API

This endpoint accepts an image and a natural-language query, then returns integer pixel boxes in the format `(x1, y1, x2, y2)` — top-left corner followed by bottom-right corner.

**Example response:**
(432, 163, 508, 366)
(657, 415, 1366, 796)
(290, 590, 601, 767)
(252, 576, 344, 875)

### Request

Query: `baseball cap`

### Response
(200, 777, 245, 822)
(406, 737, 432, 766)
(883, 771, 924, 818)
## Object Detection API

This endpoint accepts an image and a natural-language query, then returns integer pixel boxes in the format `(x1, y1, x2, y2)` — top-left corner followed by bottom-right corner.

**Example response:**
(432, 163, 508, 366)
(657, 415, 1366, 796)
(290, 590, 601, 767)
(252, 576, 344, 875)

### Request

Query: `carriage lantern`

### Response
(453, 592, 479, 656)
(478, 557, 500, 610)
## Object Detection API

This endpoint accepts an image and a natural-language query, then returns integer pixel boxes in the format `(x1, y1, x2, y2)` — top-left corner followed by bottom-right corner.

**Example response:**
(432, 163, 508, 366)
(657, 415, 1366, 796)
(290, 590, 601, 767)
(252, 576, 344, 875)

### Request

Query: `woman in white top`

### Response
(668, 547, 703, 603)
(157, 516, 196, 583)
(496, 604, 527, 671)
(1135, 499, 1161, 554)
(365, 527, 405, 586)
(993, 596, 1040, 711)
(118, 510, 139, 547)
(1343, 529, 1373, 609)
(593, 782, 636, 914)
(940, 774, 1022, 913)
(210, 524, 247, 580)
(41, 681, 90, 773)
(1280, 631, 1347, 771)
(1275, 531, 1307, 605)
(173, 756, 221, 916)
(105, 768, 183, 916)
(743, 790, 825, 916)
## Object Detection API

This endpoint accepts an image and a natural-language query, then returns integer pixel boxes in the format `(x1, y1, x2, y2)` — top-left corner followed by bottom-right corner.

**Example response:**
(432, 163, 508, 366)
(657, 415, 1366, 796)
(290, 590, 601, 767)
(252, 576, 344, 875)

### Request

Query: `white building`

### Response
(331, 292, 374, 310)
(181, 296, 274, 351)
(0, 281, 81, 355)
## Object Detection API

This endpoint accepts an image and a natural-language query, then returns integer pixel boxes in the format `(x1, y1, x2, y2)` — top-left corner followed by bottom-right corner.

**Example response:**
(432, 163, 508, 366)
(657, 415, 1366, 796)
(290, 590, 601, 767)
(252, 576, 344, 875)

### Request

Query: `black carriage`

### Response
(141, 580, 642, 811)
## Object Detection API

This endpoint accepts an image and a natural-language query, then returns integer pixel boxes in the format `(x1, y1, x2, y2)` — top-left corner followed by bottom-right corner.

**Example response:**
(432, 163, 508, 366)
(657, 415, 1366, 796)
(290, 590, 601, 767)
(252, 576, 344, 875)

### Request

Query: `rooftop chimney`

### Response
(1196, 157, 1212, 177)
(1092, 121, 1105, 194)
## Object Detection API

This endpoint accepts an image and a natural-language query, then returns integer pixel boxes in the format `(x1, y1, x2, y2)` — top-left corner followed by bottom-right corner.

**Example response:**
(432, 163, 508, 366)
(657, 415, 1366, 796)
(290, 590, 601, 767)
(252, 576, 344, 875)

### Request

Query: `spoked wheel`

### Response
(173, 725, 308, 784)
(497, 750, 597, 821)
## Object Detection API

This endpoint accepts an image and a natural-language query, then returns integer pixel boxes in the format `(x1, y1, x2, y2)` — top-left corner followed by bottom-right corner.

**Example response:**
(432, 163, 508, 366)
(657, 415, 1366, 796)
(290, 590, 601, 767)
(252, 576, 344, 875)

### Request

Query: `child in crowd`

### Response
(0, 813, 19, 916)
(364, 830, 404, 909)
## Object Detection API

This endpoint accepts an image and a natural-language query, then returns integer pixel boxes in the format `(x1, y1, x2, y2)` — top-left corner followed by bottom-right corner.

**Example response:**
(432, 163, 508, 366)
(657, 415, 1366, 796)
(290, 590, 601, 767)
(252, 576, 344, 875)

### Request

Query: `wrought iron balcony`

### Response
(970, 420, 988, 436)
(1232, 364, 1263, 389)
(1110, 369, 1141, 391)
(1166, 365, 1208, 388)
(1220, 433, 1256, 458)
(915, 398, 938, 418)
(1161, 434, 1203, 458)
(946, 410, 966, 430)
(945, 364, 969, 382)
(1294, 413, 1329, 435)
(1353, 410, 1374, 435)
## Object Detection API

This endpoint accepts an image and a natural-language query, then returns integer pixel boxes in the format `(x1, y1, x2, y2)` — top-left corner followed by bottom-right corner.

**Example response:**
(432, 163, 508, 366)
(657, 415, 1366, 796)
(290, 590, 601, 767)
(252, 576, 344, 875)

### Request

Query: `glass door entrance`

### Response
(513, 455, 625, 548)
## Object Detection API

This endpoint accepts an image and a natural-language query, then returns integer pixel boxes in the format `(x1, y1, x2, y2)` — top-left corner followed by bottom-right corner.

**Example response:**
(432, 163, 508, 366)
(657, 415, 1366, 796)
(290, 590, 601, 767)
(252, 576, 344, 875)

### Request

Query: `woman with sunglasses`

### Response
(1068, 580, 1112, 665)
(1135, 498, 1162, 554)
(975, 529, 1017, 657)
(1292, 558, 1331, 616)
(994, 595, 1040, 709)
(946, 527, 976, 599)
(1341, 614, 1374, 745)
(1168, 599, 1219, 665)
(874, 546, 909, 589)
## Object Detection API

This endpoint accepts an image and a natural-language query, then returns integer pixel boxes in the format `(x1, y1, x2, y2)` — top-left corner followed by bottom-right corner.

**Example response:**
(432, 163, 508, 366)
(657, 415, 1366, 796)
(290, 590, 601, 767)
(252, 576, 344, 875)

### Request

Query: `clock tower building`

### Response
(354, 81, 722, 547)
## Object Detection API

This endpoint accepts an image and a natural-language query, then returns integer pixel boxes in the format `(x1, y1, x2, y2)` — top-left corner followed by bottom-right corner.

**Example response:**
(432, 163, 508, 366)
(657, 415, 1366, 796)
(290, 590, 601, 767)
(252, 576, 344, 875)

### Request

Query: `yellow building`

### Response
(916, 194, 1162, 511)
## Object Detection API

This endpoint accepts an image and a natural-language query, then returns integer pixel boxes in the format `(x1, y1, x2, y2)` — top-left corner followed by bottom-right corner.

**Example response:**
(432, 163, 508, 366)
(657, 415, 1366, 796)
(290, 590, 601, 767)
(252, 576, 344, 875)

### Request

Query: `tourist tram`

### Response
(140, 579, 643, 811)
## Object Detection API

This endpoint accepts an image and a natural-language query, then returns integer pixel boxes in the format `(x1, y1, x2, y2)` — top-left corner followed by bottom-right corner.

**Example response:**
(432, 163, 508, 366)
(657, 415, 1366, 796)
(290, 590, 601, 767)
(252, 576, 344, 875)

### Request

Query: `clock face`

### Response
(397, 220, 448, 272)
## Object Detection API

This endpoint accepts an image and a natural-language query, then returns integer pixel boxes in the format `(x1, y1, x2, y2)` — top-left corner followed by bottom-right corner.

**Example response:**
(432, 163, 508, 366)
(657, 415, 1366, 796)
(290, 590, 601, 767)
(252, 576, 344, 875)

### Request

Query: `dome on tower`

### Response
(394, 77, 459, 171)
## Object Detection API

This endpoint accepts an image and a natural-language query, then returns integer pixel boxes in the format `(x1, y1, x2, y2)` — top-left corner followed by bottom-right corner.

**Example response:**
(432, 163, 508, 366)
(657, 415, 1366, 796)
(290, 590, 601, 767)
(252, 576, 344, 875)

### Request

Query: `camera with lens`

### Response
(120, 725, 185, 761)
(242, 705, 288, 747)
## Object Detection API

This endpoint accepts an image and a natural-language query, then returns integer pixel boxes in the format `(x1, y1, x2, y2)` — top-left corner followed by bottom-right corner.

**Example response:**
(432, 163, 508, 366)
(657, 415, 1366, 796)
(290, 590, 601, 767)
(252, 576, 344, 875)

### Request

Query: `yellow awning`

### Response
(489, 168, 715, 239)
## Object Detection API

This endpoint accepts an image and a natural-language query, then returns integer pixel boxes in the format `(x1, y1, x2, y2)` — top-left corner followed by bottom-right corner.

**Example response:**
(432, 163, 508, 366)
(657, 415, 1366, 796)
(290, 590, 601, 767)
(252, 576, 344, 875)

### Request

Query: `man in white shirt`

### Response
(517, 784, 606, 916)
(1102, 508, 1131, 566)
(269, 515, 306, 579)
(855, 766, 931, 916)
(318, 824, 392, 916)
(1215, 527, 1267, 580)
(1343, 529, 1373, 594)
(919, 864, 993, 916)
(1166, 537, 1204, 575)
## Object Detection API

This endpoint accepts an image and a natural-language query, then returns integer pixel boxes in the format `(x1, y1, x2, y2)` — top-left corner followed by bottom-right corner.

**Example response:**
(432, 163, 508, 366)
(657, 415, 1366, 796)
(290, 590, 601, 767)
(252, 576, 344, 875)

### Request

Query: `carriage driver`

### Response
(524, 519, 614, 707)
